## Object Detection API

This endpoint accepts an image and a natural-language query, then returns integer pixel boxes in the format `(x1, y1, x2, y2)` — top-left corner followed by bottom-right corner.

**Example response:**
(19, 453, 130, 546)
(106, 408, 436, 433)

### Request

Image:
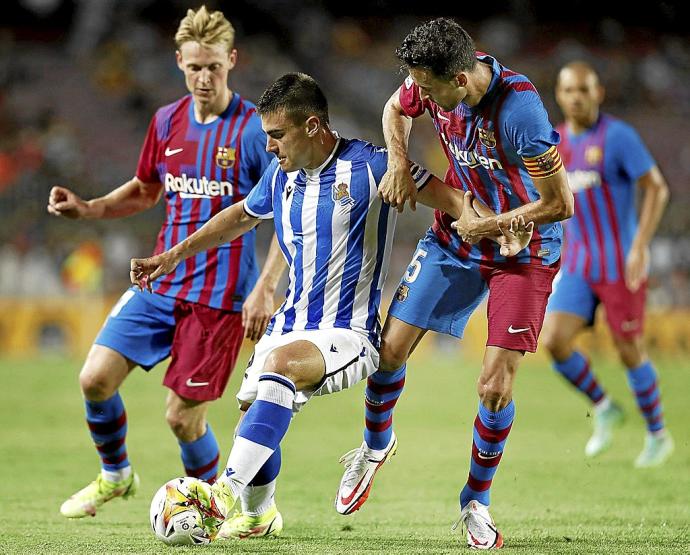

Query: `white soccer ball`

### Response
(149, 477, 215, 546)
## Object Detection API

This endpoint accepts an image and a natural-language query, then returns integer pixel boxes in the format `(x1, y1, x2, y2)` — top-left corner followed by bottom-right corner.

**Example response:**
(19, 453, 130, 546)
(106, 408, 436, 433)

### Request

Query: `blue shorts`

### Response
(95, 288, 176, 370)
(389, 231, 488, 339)
(389, 231, 558, 352)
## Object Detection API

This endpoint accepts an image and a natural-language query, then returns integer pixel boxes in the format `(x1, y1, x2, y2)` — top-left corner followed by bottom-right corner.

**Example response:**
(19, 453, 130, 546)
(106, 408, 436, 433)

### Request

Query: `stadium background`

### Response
(0, 2, 688, 553)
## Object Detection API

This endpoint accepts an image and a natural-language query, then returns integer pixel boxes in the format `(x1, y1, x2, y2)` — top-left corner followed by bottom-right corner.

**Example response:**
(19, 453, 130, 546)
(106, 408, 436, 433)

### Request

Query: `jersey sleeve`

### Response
(241, 112, 274, 184)
(398, 77, 428, 118)
(135, 114, 161, 184)
(503, 92, 560, 159)
(365, 143, 431, 190)
(606, 121, 656, 183)
(244, 158, 280, 219)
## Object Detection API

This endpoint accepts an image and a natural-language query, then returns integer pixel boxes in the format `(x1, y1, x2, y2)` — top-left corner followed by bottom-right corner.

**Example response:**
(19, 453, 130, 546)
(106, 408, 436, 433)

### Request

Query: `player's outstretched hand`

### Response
(242, 283, 274, 341)
(378, 163, 417, 213)
(497, 215, 534, 257)
(130, 252, 181, 292)
(47, 186, 89, 219)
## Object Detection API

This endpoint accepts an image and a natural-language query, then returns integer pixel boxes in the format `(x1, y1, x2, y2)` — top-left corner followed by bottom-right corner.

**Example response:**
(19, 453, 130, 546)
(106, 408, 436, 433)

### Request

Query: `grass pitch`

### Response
(1, 348, 688, 554)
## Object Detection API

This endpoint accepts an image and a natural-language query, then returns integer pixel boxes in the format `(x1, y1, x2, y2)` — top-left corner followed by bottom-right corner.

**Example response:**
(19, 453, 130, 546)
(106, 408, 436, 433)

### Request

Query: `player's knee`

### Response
(378, 340, 408, 373)
(540, 327, 568, 360)
(615, 337, 646, 369)
(79, 366, 116, 401)
(263, 348, 315, 388)
(165, 405, 204, 442)
(263, 349, 294, 377)
(477, 361, 515, 410)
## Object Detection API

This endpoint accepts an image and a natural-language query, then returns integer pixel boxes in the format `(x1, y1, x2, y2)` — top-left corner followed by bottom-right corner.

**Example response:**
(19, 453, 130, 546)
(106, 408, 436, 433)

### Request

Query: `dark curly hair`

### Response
(396, 18, 476, 79)
(257, 72, 329, 125)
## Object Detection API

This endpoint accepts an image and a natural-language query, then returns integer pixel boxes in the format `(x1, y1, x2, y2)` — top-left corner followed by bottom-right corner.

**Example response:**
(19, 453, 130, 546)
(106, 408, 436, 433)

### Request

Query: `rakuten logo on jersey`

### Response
(164, 172, 233, 198)
(440, 131, 503, 171)
(567, 170, 601, 193)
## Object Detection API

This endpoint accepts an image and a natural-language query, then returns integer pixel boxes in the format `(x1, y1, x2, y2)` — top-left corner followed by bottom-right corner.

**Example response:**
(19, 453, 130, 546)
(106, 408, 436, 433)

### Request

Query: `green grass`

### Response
(0, 349, 688, 553)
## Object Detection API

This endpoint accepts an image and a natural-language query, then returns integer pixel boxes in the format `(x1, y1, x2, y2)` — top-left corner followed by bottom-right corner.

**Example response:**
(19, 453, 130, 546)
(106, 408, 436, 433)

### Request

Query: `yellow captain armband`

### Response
(523, 146, 563, 179)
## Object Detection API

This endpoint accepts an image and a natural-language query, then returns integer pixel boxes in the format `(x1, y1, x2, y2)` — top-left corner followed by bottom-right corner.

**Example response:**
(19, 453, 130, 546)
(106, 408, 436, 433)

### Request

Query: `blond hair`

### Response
(174, 6, 235, 52)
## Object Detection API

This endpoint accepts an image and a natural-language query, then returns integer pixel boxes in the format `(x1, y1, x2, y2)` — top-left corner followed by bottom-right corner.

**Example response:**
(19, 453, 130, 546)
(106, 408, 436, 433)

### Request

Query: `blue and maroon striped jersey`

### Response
(399, 53, 562, 265)
(136, 93, 273, 311)
(558, 114, 655, 283)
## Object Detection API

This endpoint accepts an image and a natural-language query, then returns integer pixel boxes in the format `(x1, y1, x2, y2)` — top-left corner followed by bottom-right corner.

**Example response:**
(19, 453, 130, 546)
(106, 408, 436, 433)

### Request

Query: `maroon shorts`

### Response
(164, 300, 245, 402)
(482, 261, 560, 353)
(592, 280, 647, 340)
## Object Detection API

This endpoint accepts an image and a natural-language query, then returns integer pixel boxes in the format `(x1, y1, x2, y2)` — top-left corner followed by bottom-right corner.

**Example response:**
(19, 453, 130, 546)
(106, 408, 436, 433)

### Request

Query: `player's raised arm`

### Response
(48, 177, 163, 220)
(380, 88, 418, 213)
(130, 201, 260, 289)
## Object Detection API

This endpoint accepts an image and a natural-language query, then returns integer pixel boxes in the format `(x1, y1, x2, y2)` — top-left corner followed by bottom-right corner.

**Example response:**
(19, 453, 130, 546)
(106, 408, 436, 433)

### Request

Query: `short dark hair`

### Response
(256, 73, 329, 125)
(396, 18, 476, 79)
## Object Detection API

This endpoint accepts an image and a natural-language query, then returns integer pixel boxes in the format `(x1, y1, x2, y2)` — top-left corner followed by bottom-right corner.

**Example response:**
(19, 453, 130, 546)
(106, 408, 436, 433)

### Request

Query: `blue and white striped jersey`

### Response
(244, 137, 431, 348)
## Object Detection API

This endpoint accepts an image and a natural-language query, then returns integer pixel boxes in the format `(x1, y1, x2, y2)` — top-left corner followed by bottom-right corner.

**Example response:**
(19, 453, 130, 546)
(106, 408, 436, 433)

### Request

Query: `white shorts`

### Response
(236, 328, 379, 414)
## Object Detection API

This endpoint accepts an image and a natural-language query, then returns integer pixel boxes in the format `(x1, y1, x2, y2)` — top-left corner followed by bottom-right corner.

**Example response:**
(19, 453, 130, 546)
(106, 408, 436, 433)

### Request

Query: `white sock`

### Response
(594, 396, 611, 413)
(101, 465, 132, 483)
(241, 480, 277, 516)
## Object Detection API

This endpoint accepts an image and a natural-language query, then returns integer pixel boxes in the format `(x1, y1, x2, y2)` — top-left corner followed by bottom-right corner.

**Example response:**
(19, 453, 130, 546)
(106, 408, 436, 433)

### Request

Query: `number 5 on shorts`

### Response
(404, 248, 427, 283)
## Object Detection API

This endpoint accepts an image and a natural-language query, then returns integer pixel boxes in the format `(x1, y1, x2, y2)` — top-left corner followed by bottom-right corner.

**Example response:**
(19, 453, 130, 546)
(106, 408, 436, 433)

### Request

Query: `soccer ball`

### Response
(149, 477, 220, 546)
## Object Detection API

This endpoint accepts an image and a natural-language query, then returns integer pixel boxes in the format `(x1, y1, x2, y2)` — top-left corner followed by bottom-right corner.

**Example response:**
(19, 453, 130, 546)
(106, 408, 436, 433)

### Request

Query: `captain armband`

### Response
(523, 146, 563, 179)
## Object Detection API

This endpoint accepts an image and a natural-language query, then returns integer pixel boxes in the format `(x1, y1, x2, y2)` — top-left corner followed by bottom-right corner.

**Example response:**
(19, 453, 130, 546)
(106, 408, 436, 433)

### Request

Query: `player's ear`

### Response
(597, 84, 605, 105)
(175, 50, 184, 71)
(227, 48, 237, 71)
(453, 73, 467, 88)
(305, 116, 320, 137)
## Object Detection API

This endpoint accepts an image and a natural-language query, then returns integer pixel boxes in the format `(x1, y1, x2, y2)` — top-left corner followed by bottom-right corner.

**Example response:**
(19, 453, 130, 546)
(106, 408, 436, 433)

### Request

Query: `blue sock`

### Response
(554, 351, 605, 404)
(179, 425, 220, 483)
(627, 361, 664, 432)
(249, 447, 281, 486)
(364, 365, 406, 450)
(85, 392, 129, 472)
(460, 401, 515, 508)
(223, 373, 295, 493)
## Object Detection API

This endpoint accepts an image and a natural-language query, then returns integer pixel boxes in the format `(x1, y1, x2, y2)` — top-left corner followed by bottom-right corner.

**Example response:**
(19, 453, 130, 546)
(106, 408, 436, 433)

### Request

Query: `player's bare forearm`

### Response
(87, 177, 163, 219)
(382, 90, 412, 166)
(416, 176, 463, 218)
(255, 235, 286, 294)
(469, 168, 574, 237)
(631, 166, 669, 249)
(417, 178, 496, 220)
(171, 202, 259, 262)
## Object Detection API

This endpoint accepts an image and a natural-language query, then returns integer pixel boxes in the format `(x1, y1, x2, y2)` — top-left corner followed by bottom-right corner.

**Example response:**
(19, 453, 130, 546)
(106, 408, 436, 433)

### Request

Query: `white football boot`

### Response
(335, 433, 397, 515)
(454, 500, 503, 550)
(585, 401, 624, 457)
(634, 431, 674, 468)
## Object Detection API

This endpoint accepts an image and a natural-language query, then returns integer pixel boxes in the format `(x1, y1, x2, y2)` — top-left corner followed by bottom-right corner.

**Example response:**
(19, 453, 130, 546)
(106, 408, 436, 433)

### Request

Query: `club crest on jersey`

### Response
(395, 284, 409, 302)
(585, 145, 602, 166)
(478, 127, 496, 148)
(216, 146, 235, 169)
(333, 182, 355, 207)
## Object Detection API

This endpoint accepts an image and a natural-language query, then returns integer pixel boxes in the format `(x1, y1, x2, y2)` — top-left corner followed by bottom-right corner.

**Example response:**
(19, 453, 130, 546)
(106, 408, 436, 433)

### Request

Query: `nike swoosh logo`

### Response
(186, 378, 209, 387)
(165, 147, 183, 156)
(437, 113, 451, 122)
(468, 530, 489, 546)
(507, 325, 530, 334)
(339, 474, 368, 506)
